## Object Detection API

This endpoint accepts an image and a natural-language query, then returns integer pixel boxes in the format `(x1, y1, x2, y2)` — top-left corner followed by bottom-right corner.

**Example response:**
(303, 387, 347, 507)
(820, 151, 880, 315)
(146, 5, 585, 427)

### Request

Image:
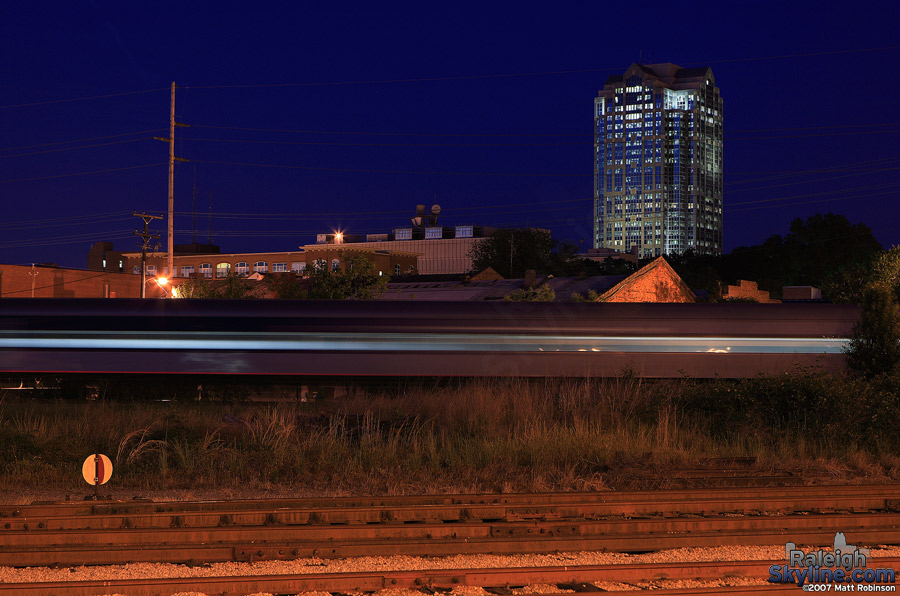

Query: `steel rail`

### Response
(1, 499, 896, 532)
(4, 485, 899, 526)
(2, 557, 897, 596)
(2, 513, 899, 566)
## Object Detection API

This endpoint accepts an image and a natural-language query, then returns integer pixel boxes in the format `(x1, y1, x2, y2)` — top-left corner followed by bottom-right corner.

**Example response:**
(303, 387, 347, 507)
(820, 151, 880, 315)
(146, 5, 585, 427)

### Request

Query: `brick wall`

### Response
(722, 280, 780, 303)
(600, 257, 696, 303)
(0, 264, 160, 298)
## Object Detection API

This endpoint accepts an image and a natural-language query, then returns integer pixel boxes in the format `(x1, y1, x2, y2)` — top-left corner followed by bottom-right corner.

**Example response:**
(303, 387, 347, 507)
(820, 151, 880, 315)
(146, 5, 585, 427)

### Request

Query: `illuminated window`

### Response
(199, 263, 212, 278)
(146, 265, 157, 276)
(235, 262, 249, 276)
(216, 262, 231, 278)
(181, 265, 194, 277)
(254, 261, 268, 273)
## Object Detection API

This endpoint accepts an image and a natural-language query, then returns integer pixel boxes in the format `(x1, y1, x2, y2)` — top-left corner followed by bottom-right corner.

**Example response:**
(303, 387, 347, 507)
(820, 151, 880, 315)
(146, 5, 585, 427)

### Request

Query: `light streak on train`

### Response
(0, 299, 859, 378)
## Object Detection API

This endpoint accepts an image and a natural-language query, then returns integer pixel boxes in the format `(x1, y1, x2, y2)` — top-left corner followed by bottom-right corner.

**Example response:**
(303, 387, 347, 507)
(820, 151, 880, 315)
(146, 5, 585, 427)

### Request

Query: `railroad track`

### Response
(3, 557, 899, 596)
(1, 485, 899, 569)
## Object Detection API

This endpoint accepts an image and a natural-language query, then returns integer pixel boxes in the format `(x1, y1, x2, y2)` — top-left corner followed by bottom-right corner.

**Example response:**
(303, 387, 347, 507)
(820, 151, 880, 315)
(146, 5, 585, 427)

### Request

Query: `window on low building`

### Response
(235, 262, 249, 276)
(394, 264, 401, 275)
(199, 263, 212, 278)
(291, 262, 305, 274)
(181, 265, 194, 277)
(216, 262, 231, 278)
(254, 261, 268, 273)
(331, 259, 340, 272)
(146, 265, 157, 276)
(273, 262, 288, 273)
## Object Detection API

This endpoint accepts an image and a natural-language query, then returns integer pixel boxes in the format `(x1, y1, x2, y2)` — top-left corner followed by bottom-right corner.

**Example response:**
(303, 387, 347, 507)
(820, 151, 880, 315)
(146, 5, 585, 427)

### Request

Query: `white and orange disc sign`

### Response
(81, 454, 113, 486)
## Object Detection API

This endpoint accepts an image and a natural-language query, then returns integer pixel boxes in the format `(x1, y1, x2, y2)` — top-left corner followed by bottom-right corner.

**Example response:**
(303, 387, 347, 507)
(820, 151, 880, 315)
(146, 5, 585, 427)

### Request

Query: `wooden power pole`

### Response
(167, 81, 175, 282)
(154, 82, 189, 281)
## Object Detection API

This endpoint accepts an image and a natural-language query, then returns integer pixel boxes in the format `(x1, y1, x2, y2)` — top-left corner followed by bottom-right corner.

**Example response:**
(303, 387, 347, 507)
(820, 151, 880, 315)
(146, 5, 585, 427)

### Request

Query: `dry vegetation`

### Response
(2, 373, 900, 496)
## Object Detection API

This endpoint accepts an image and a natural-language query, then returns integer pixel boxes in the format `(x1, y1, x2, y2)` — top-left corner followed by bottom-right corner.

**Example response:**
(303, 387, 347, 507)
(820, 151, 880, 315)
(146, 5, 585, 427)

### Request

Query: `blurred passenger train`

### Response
(0, 299, 858, 380)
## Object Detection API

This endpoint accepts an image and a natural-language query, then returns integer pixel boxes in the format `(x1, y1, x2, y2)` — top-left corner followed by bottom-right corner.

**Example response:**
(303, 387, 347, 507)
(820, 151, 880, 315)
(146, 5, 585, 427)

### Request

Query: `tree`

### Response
(846, 283, 900, 377)
(468, 229, 599, 278)
(302, 252, 390, 299)
(178, 274, 251, 299)
(868, 246, 900, 302)
(505, 285, 555, 302)
(669, 213, 882, 302)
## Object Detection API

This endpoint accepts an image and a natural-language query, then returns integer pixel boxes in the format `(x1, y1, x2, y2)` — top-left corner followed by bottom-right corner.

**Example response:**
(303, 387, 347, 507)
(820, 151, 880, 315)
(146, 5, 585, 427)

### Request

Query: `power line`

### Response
(0, 230, 134, 248)
(727, 183, 898, 208)
(727, 168, 899, 194)
(0, 215, 133, 231)
(728, 189, 897, 213)
(0, 88, 169, 110)
(0, 129, 168, 152)
(0, 163, 166, 184)
(0, 138, 154, 159)
(177, 128, 900, 148)
(182, 45, 900, 90)
(189, 159, 588, 177)
(188, 122, 899, 139)
(0, 211, 132, 228)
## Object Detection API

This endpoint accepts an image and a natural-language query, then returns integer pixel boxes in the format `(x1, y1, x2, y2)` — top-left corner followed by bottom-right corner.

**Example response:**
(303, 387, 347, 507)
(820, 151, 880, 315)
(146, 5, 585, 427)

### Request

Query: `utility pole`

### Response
(29, 264, 38, 298)
(167, 81, 175, 282)
(154, 81, 189, 281)
(134, 212, 162, 298)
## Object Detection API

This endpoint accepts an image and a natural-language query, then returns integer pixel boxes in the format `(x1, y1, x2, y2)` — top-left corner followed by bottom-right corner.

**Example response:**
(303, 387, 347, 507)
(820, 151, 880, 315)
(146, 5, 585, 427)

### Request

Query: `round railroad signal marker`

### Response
(82, 454, 113, 486)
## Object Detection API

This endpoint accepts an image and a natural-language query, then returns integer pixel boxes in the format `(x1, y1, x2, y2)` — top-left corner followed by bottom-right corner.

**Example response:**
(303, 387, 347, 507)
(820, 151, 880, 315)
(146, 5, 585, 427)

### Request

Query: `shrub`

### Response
(846, 283, 900, 378)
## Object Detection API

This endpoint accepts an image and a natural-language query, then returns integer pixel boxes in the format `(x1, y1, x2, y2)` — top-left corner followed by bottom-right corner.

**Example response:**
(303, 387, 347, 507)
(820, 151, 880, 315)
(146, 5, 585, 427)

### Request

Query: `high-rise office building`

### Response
(593, 63, 723, 257)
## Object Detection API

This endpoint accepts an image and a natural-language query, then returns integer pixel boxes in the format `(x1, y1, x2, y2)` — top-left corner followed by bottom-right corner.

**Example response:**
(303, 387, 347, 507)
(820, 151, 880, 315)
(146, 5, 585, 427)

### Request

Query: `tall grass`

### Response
(2, 372, 899, 495)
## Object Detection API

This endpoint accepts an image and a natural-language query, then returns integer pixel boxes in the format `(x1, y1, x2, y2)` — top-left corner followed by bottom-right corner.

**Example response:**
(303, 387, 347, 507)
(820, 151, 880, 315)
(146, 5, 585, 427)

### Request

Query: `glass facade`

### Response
(594, 64, 723, 257)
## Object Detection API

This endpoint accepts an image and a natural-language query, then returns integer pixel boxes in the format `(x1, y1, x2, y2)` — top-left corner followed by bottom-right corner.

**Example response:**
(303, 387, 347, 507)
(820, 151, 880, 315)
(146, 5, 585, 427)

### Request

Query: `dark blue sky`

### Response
(2, 1, 898, 268)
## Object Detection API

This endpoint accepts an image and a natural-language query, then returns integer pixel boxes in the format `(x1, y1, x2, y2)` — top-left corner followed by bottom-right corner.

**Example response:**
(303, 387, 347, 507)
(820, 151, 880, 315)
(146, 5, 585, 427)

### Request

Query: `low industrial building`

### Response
(88, 242, 419, 280)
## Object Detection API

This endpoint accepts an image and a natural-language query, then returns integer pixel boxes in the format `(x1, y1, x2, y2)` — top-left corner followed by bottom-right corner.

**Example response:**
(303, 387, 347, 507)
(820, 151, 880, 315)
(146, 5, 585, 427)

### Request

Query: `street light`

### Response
(334, 231, 343, 244)
(146, 276, 171, 298)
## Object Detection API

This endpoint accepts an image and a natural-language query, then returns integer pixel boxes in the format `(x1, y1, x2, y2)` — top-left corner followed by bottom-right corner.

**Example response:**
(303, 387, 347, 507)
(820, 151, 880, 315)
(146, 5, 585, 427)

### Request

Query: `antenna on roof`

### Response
(207, 191, 212, 244)
(192, 167, 198, 244)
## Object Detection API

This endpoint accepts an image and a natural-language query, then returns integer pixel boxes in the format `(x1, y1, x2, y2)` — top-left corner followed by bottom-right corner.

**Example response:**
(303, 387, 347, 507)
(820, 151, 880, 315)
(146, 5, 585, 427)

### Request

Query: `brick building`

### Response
(89, 242, 419, 280)
(721, 280, 780, 303)
(0, 264, 161, 298)
(599, 257, 696, 303)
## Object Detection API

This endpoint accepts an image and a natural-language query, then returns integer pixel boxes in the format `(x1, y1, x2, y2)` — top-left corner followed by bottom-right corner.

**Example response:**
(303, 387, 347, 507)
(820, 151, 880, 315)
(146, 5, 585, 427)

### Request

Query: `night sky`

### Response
(2, 1, 898, 269)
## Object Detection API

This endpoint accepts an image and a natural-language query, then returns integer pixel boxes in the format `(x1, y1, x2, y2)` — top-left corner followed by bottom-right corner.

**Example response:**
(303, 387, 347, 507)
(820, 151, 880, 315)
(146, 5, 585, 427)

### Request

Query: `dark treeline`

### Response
(668, 213, 884, 302)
